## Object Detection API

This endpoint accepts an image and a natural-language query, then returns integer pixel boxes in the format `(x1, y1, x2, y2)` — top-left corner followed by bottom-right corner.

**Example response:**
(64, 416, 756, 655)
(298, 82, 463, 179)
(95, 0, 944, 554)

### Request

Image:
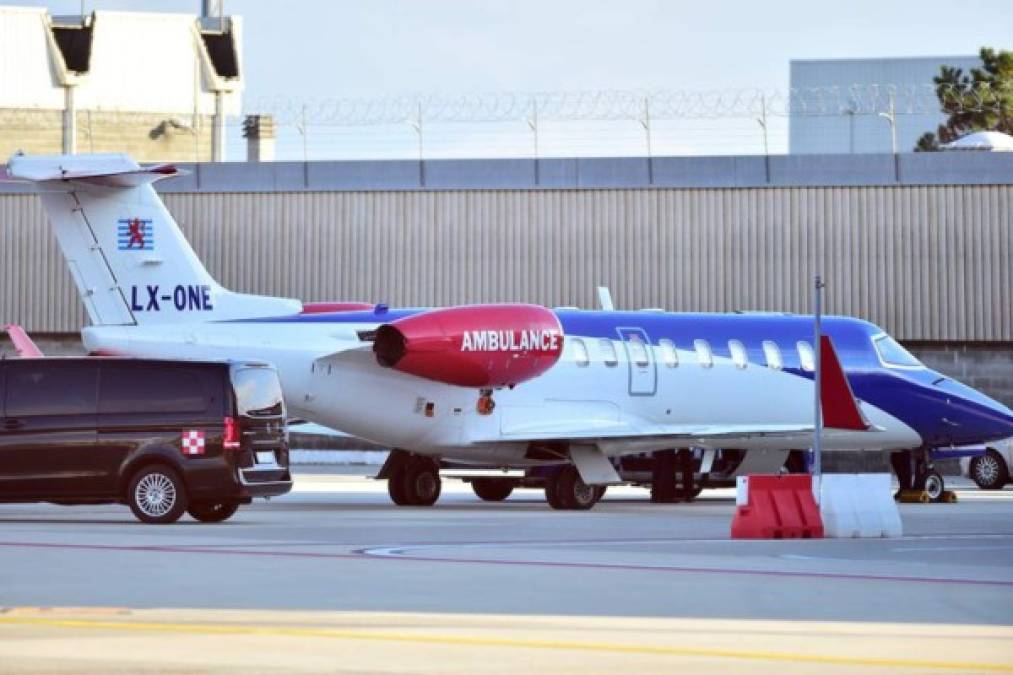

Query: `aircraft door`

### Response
(617, 327, 657, 396)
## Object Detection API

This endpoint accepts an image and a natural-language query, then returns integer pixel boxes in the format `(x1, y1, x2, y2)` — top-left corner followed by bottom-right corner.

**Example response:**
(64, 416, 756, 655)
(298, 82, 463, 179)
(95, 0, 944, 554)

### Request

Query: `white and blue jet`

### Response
(6, 153, 1012, 509)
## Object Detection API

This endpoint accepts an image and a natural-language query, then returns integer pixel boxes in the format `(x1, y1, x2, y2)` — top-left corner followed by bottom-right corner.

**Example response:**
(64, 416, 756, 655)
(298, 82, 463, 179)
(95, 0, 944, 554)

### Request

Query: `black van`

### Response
(0, 358, 292, 523)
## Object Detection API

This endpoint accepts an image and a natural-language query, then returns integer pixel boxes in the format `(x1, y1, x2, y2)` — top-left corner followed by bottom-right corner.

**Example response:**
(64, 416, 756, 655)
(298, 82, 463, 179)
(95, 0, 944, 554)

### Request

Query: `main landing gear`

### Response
(545, 465, 606, 510)
(384, 450, 442, 506)
(649, 448, 700, 503)
(471, 478, 514, 502)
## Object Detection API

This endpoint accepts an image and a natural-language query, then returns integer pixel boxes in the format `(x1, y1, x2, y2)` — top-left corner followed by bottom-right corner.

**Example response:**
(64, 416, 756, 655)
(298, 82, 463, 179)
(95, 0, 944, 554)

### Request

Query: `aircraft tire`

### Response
(920, 470, 945, 503)
(555, 465, 597, 510)
(545, 476, 567, 509)
(401, 458, 441, 507)
(387, 466, 413, 506)
(472, 479, 514, 501)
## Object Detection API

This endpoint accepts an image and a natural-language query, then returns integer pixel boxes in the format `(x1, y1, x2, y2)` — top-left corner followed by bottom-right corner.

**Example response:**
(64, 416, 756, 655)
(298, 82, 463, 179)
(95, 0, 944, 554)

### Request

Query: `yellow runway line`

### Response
(1, 615, 1010, 672)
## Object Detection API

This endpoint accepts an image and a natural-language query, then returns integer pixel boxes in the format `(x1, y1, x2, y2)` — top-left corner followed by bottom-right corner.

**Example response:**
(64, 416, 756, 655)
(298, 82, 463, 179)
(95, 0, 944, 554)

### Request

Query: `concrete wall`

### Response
(0, 110, 215, 162)
(910, 343, 1013, 408)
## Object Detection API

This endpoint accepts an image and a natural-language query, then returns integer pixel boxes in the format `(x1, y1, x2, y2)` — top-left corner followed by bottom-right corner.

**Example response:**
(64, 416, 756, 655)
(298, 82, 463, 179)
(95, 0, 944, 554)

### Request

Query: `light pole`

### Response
(877, 91, 898, 181)
(877, 90, 897, 155)
(528, 99, 539, 185)
(640, 96, 654, 184)
(756, 93, 770, 182)
(409, 101, 424, 186)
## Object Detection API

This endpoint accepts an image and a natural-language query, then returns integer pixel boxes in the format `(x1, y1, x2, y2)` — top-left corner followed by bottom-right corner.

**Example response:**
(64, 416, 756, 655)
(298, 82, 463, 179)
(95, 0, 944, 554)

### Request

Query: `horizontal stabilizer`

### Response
(3, 324, 43, 358)
(820, 334, 871, 431)
(4, 153, 183, 188)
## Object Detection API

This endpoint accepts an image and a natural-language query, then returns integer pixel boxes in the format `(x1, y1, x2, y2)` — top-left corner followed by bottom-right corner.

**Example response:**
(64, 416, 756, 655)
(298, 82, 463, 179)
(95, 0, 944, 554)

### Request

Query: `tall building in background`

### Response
(789, 56, 980, 154)
(0, 5, 242, 162)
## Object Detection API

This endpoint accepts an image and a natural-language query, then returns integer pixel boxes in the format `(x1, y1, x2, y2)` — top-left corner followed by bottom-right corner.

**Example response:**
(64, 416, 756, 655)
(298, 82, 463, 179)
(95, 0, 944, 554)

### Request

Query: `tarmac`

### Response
(0, 470, 1011, 673)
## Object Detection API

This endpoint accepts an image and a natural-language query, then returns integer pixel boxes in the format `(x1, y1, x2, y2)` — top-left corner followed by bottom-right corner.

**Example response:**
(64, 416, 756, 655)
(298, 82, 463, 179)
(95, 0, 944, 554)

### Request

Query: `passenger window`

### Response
(729, 340, 748, 369)
(99, 365, 209, 414)
(694, 339, 713, 368)
(599, 338, 618, 367)
(5, 363, 98, 416)
(627, 334, 649, 367)
(762, 340, 783, 370)
(797, 341, 815, 372)
(659, 339, 678, 367)
(571, 338, 590, 367)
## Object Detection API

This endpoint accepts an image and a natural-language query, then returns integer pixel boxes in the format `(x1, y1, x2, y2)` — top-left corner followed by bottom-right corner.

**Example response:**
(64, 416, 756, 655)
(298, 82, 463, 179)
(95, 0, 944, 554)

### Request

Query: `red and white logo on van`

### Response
(181, 430, 206, 455)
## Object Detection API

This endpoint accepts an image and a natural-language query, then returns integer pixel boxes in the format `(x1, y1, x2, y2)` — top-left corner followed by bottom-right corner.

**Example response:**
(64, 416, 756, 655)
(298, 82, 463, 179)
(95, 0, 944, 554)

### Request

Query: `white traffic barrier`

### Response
(819, 474, 903, 538)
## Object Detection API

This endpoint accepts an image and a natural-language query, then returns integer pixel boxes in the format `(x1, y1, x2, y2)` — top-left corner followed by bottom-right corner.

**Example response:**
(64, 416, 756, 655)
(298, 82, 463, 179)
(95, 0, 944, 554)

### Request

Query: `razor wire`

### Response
(240, 83, 1011, 126)
(1, 82, 1006, 128)
(1, 82, 1008, 161)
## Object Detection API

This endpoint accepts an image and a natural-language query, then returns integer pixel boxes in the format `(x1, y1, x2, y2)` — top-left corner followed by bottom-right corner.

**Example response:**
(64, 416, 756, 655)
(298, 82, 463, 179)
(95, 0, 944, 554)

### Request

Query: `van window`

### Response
(571, 338, 590, 367)
(797, 341, 815, 372)
(99, 365, 209, 415)
(5, 362, 98, 416)
(729, 340, 748, 369)
(659, 339, 678, 367)
(233, 367, 285, 417)
(694, 339, 713, 368)
(599, 339, 618, 367)
(762, 340, 783, 370)
(627, 334, 650, 367)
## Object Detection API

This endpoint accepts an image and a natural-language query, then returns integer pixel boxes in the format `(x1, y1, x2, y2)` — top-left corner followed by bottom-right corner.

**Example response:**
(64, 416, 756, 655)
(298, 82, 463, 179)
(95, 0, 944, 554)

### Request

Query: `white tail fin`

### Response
(6, 153, 301, 326)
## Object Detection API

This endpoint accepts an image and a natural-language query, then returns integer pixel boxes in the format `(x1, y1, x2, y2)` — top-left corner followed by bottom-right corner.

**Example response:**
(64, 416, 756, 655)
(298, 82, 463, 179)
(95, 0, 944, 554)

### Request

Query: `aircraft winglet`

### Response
(3, 324, 44, 358)
(820, 334, 871, 431)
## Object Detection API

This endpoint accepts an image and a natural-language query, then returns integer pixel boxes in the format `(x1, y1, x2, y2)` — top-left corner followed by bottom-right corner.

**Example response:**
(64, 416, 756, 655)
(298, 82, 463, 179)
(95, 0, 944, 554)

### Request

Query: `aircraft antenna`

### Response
(597, 286, 614, 311)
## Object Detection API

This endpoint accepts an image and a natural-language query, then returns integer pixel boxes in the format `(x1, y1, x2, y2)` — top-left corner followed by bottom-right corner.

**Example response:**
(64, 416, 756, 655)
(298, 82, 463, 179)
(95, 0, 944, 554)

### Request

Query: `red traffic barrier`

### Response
(730, 474, 824, 539)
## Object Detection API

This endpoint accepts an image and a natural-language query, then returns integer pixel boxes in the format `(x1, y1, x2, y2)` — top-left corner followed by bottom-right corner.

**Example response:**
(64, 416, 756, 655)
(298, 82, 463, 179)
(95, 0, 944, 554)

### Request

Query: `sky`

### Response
(7, 0, 1013, 158)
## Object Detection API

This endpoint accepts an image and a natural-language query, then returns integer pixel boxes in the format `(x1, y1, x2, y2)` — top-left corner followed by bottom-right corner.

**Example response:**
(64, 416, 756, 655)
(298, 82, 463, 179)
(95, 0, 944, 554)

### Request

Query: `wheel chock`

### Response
(940, 490, 958, 503)
(896, 490, 930, 503)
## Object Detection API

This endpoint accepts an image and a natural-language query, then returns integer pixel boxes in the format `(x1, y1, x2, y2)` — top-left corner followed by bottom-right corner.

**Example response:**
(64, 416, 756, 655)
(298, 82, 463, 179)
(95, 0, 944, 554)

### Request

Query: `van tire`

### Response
(188, 500, 240, 523)
(127, 465, 187, 524)
(970, 450, 1009, 490)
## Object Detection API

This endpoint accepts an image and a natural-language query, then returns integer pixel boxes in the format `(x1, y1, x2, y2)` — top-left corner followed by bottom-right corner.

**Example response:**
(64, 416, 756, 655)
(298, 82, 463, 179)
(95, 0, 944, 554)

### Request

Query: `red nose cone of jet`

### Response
(374, 304, 564, 388)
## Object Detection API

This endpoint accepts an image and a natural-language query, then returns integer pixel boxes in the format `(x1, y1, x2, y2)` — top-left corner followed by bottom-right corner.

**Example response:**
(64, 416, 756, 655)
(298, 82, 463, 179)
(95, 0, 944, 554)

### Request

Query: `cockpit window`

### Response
(874, 335, 922, 368)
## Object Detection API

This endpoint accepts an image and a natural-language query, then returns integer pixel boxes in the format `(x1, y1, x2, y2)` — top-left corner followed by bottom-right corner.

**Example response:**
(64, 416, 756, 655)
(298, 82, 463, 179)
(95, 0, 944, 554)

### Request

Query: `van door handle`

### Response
(2, 419, 24, 431)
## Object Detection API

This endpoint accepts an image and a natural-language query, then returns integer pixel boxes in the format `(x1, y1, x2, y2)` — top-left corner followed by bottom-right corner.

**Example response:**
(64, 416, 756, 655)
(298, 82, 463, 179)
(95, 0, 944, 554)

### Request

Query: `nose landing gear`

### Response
(891, 449, 953, 503)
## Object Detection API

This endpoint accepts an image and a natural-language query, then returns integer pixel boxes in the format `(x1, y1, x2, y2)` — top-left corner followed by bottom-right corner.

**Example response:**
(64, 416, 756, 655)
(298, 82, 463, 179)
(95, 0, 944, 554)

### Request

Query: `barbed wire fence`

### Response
(1, 83, 1009, 161)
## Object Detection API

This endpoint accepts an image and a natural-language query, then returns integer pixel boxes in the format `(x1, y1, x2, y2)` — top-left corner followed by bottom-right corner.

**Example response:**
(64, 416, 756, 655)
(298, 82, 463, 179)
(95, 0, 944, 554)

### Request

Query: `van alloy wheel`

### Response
(135, 473, 177, 517)
(970, 451, 1008, 490)
(127, 466, 187, 524)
